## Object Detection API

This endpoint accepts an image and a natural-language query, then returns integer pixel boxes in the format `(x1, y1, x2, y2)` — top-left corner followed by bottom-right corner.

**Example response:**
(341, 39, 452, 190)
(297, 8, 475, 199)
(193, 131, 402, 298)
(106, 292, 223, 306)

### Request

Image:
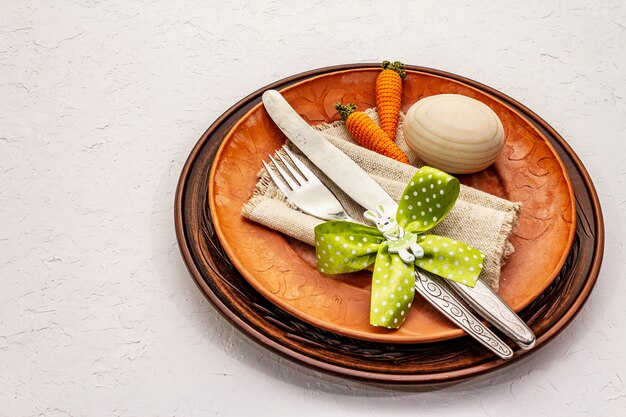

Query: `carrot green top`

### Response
(335, 103, 357, 121)
(381, 60, 406, 79)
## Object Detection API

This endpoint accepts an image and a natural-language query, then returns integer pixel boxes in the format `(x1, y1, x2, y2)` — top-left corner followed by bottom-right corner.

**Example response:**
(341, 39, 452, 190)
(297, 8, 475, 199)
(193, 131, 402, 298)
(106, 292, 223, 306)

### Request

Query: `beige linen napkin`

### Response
(241, 109, 521, 290)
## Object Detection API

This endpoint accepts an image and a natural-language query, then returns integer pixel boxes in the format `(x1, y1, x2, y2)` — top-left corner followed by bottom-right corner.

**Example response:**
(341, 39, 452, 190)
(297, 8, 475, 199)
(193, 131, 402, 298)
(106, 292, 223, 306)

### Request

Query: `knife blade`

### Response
(262, 89, 525, 358)
(262, 89, 398, 216)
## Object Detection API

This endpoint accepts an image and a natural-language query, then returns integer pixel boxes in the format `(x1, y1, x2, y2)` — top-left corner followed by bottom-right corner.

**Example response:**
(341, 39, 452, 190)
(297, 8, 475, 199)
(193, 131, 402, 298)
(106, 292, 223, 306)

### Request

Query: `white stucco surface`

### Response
(1, 1, 625, 416)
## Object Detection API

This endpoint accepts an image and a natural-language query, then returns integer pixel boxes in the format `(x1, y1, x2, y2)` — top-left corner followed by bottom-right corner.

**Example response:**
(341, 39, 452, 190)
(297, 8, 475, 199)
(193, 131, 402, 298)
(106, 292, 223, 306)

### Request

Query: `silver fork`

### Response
(263, 147, 515, 360)
(263, 146, 356, 222)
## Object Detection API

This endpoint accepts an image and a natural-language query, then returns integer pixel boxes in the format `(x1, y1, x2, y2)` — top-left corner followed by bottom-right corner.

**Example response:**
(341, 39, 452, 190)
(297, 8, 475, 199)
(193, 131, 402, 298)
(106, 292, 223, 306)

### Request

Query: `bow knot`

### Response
(314, 166, 484, 329)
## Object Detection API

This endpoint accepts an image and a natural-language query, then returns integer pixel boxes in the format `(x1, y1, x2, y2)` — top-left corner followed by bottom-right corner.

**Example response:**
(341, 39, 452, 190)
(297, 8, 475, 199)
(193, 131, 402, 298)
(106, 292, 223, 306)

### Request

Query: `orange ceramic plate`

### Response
(208, 68, 576, 343)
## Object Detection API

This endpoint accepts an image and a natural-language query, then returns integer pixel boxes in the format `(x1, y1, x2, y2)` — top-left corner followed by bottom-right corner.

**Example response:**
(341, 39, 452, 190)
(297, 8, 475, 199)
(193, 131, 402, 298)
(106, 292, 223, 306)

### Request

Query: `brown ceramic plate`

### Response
(206, 67, 576, 343)
(175, 64, 603, 383)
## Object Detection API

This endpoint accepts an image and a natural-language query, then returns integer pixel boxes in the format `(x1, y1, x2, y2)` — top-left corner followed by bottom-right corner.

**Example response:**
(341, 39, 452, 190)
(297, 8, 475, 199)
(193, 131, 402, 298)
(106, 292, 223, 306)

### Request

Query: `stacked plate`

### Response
(174, 64, 603, 384)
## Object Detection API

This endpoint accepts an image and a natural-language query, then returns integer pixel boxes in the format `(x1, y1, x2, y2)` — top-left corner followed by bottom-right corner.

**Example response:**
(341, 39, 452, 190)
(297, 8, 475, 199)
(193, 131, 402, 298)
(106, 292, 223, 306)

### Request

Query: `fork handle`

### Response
(414, 270, 514, 360)
(447, 279, 536, 349)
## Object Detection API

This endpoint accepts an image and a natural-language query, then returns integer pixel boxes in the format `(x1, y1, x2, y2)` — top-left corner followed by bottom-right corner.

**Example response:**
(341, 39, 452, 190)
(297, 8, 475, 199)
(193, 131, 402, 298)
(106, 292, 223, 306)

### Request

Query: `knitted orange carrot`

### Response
(376, 60, 406, 141)
(336, 103, 409, 163)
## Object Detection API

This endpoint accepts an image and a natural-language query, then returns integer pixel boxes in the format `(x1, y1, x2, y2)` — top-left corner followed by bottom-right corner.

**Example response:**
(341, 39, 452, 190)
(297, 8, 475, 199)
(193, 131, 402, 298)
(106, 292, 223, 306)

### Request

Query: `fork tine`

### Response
(264, 149, 356, 223)
(275, 151, 306, 185)
(262, 159, 292, 193)
(282, 146, 321, 185)
(269, 154, 299, 190)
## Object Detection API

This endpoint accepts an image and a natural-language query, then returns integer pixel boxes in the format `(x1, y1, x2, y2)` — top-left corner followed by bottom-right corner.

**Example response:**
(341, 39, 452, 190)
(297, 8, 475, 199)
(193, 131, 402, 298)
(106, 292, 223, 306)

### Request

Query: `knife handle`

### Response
(447, 279, 536, 349)
(414, 270, 514, 360)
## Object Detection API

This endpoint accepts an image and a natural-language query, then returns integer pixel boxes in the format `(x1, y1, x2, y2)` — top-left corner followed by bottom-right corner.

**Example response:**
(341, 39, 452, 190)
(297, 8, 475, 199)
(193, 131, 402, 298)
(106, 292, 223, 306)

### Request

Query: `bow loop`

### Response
(314, 221, 383, 274)
(415, 234, 484, 287)
(397, 166, 460, 234)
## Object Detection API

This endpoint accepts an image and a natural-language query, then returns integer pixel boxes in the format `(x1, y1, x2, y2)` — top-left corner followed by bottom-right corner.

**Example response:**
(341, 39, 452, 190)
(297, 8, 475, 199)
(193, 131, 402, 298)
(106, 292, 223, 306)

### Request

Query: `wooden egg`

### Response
(403, 94, 505, 174)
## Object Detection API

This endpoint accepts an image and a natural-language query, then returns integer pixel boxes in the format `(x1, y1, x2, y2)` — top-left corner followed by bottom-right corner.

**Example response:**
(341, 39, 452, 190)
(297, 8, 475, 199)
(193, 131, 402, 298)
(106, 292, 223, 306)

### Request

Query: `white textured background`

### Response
(1, 1, 625, 416)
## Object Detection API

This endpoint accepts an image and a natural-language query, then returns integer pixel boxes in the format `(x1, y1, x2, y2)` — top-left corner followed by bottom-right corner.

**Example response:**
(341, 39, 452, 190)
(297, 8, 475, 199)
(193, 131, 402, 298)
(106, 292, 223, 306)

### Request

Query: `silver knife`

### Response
(262, 89, 522, 359)
(447, 279, 535, 348)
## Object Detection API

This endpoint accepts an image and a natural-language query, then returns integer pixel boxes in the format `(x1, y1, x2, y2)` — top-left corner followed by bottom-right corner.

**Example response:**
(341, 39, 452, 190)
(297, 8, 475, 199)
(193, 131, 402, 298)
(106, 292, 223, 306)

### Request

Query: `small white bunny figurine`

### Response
(363, 204, 424, 263)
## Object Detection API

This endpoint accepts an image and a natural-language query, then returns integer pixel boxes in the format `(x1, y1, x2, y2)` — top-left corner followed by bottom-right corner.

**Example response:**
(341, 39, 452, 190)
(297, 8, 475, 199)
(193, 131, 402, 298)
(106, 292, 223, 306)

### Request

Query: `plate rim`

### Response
(174, 63, 604, 384)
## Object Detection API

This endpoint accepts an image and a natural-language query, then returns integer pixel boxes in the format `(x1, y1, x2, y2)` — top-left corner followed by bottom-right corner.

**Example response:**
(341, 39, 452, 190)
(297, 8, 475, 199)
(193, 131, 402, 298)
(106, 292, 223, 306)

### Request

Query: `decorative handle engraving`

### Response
(414, 270, 514, 359)
(448, 279, 536, 349)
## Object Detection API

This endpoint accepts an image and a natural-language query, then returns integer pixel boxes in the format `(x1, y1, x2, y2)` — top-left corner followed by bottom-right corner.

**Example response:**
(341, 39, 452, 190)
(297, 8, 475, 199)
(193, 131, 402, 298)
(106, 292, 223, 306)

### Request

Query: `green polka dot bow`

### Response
(314, 166, 485, 329)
